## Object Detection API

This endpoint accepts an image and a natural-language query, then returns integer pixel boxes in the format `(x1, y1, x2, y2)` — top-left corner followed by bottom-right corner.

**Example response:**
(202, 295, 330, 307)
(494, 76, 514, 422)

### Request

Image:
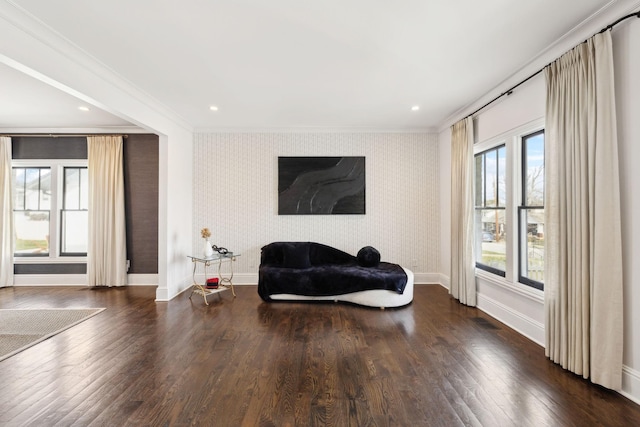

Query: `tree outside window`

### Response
(474, 145, 506, 276)
(519, 130, 544, 289)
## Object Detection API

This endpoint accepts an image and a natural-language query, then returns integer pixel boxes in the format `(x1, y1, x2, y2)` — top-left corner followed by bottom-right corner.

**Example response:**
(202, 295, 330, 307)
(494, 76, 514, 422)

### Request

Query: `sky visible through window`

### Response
(525, 133, 544, 206)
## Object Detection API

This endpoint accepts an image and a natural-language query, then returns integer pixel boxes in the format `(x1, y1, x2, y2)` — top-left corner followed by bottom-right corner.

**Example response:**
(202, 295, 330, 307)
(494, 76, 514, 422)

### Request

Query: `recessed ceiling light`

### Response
(209, 105, 219, 111)
(411, 105, 420, 111)
(78, 106, 90, 112)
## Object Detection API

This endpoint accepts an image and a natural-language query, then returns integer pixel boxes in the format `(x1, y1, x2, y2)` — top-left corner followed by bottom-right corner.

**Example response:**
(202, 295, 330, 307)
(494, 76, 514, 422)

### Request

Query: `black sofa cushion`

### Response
(282, 242, 311, 268)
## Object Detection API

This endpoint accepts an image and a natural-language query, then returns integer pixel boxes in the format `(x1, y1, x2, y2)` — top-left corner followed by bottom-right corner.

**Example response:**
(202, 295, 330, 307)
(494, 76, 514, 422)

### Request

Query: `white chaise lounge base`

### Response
(269, 268, 414, 309)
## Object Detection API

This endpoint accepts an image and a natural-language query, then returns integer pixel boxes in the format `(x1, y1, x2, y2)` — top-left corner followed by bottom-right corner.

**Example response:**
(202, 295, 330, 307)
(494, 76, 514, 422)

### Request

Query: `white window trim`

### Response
(12, 158, 88, 264)
(474, 117, 545, 293)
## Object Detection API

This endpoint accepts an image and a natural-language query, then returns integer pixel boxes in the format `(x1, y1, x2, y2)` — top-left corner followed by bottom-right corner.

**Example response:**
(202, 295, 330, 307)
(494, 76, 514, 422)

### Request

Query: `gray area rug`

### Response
(0, 308, 105, 362)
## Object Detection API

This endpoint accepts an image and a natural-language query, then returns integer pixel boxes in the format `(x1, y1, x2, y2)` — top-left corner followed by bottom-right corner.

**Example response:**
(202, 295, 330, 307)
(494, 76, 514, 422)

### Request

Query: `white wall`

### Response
(193, 132, 440, 284)
(157, 132, 194, 301)
(613, 20, 640, 402)
(438, 127, 451, 287)
(438, 18, 640, 404)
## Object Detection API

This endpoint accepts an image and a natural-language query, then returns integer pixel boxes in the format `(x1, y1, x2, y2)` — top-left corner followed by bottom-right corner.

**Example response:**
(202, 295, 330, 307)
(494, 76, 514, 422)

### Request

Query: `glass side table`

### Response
(187, 252, 240, 305)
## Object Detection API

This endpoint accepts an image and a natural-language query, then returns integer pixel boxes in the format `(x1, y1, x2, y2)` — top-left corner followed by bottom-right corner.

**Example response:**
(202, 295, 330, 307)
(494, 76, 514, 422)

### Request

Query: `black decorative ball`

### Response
(357, 246, 381, 267)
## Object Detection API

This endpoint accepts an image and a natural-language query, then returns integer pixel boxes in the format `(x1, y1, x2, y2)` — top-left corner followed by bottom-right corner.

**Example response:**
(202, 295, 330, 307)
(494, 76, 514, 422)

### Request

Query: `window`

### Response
(12, 161, 88, 258)
(13, 167, 51, 256)
(474, 145, 507, 276)
(474, 122, 545, 290)
(61, 167, 88, 255)
(519, 131, 544, 289)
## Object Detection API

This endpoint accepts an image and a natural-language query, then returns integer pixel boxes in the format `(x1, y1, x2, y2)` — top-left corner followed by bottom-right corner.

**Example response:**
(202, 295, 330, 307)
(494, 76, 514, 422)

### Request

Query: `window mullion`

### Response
(504, 139, 515, 282)
(495, 150, 499, 207)
(78, 169, 82, 209)
(21, 170, 26, 211)
(37, 169, 41, 210)
(482, 154, 487, 207)
(48, 166, 58, 258)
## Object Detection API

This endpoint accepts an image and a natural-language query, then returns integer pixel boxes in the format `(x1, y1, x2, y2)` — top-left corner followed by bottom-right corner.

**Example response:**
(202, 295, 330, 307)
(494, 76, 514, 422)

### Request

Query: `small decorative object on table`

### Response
(201, 227, 214, 258)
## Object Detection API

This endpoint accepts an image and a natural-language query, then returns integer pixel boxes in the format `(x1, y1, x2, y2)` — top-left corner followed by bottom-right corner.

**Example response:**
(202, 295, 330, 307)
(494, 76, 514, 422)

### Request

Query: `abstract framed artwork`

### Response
(278, 156, 365, 215)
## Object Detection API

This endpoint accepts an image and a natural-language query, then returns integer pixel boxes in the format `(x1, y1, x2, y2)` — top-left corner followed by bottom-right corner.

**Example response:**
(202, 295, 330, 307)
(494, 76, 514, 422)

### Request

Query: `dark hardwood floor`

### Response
(1, 284, 639, 426)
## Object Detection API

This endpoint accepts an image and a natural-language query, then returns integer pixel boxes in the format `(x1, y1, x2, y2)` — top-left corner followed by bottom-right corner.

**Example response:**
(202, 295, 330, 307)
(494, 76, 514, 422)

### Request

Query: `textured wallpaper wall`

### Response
(193, 132, 440, 282)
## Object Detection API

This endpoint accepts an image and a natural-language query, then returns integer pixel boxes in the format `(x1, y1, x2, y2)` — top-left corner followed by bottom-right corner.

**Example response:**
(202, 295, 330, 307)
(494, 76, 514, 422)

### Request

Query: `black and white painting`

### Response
(278, 156, 365, 215)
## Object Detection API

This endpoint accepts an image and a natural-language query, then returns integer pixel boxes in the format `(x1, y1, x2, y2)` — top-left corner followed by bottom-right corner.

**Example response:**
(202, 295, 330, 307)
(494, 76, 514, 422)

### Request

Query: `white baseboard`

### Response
(621, 365, 640, 405)
(127, 274, 158, 285)
(414, 272, 440, 284)
(476, 292, 545, 347)
(157, 274, 192, 302)
(13, 274, 87, 286)
(437, 273, 450, 289)
(155, 286, 169, 302)
(13, 273, 158, 286)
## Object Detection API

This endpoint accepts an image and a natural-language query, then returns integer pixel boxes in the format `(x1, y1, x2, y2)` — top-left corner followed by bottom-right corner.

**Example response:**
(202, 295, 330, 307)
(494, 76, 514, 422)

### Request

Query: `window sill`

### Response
(475, 268, 544, 304)
(13, 257, 87, 264)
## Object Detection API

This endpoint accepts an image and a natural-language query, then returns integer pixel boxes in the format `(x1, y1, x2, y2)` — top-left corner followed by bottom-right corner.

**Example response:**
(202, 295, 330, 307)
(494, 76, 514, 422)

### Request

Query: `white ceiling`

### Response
(0, 0, 628, 131)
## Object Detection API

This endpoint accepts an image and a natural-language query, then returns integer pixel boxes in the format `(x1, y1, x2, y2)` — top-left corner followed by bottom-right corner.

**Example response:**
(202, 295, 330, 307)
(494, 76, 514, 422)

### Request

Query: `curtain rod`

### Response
(1, 134, 128, 138)
(463, 10, 640, 121)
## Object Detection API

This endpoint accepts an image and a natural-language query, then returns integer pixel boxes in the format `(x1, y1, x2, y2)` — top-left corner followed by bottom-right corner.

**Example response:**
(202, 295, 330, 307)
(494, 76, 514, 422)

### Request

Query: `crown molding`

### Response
(193, 126, 438, 134)
(0, 126, 148, 135)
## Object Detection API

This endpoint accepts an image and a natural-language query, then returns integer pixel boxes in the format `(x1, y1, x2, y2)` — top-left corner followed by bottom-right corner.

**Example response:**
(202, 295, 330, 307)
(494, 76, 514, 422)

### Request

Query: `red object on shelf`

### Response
(206, 277, 219, 289)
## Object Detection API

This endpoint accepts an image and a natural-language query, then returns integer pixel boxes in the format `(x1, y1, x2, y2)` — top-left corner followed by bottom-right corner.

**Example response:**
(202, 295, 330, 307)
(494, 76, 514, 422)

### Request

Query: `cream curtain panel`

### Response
(0, 137, 13, 288)
(450, 117, 476, 306)
(544, 30, 623, 390)
(87, 136, 127, 287)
